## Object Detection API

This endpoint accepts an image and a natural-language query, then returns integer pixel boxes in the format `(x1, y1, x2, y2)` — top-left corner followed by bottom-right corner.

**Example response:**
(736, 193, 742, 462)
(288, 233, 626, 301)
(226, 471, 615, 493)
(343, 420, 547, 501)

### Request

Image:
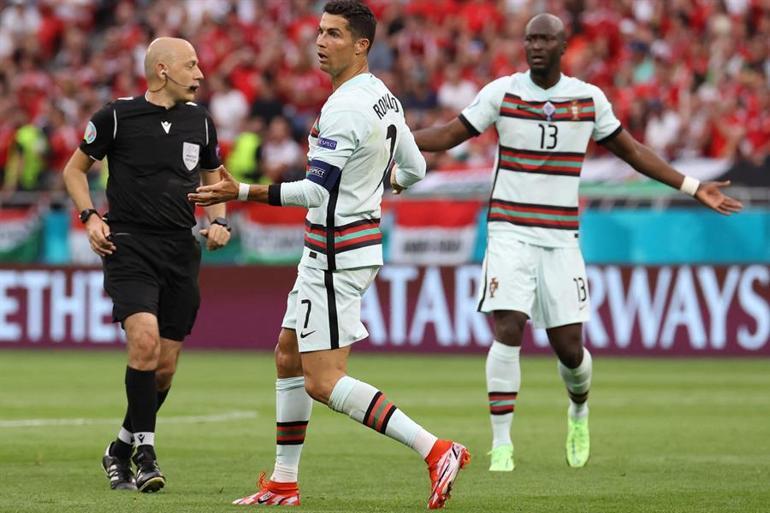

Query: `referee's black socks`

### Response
(113, 387, 170, 459)
(125, 366, 158, 449)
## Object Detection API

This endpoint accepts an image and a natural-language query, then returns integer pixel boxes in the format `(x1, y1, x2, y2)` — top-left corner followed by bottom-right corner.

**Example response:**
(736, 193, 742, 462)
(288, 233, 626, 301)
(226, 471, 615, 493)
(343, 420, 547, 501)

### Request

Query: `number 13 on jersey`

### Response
(538, 123, 558, 149)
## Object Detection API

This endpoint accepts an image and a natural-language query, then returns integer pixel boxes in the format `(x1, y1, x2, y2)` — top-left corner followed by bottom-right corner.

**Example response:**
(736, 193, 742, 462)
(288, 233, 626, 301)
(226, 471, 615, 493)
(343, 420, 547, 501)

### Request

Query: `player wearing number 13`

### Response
(190, 1, 469, 508)
(413, 13, 743, 472)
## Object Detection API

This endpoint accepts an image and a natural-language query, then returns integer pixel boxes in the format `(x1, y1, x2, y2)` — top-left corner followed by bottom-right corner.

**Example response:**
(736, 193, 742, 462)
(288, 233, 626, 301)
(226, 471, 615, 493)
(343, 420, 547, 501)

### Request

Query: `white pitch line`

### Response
(0, 410, 257, 428)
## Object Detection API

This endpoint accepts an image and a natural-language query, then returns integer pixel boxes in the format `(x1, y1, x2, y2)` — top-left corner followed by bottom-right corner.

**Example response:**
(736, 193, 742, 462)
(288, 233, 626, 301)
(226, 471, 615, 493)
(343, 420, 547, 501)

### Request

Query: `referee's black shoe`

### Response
(101, 442, 137, 491)
(133, 445, 166, 493)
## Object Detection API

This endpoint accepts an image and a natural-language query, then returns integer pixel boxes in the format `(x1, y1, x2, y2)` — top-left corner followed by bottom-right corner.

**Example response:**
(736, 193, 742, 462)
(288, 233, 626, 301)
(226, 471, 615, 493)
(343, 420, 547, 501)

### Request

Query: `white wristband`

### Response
(237, 182, 250, 201)
(680, 176, 700, 196)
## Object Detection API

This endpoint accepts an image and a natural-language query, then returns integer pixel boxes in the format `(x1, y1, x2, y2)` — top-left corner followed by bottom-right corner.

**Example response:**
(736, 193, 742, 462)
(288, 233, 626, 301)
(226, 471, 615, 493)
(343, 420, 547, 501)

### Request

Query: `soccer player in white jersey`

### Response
(412, 13, 743, 472)
(189, 1, 469, 508)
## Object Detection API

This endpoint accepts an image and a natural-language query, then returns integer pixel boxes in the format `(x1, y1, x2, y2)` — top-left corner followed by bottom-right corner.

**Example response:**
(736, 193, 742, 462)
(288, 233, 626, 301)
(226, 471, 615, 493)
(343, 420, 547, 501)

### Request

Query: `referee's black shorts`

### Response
(102, 226, 202, 341)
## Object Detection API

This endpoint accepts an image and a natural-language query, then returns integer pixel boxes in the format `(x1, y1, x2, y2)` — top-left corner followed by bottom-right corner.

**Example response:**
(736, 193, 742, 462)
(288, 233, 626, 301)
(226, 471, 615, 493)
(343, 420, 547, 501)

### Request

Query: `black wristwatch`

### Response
(210, 217, 231, 232)
(79, 208, 99, 224)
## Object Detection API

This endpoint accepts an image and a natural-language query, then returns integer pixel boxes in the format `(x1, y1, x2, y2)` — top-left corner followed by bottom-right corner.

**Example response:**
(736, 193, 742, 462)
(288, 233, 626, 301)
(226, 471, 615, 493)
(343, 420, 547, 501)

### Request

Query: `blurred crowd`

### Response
(1, 0, 769, 196)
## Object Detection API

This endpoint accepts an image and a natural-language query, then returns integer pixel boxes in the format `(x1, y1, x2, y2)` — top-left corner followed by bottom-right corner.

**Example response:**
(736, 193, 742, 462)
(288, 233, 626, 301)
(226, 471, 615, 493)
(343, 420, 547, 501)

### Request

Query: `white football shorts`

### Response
(282, 264, 379, 352)
(477, 233, 590, 329)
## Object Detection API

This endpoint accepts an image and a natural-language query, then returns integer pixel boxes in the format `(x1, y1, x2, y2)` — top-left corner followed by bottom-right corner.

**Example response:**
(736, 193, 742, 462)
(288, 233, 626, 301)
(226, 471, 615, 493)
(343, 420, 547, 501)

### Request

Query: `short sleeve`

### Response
(78, 104, 115, 161)
(311, 107, 366, 170)
(591, 86, 622, 142)
(459, 76, 510, 136)
(200, 112, 221, 170)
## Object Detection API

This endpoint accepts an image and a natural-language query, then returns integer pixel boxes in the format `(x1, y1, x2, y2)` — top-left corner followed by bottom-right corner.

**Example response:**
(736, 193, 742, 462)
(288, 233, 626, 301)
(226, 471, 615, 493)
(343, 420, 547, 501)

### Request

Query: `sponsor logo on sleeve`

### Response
(318, 137, 337, 150)
(83, 121, 97, 144)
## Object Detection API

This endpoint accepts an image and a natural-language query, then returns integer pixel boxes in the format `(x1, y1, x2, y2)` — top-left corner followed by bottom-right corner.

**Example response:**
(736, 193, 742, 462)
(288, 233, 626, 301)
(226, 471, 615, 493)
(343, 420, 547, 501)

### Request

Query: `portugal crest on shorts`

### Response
(489, 277, 499, 298)
(182, 142, 200, 171)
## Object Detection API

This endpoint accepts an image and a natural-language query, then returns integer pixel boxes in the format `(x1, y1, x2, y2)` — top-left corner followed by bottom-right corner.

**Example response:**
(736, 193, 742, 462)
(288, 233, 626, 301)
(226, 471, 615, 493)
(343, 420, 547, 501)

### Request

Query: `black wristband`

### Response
(268, 184, 282, 206)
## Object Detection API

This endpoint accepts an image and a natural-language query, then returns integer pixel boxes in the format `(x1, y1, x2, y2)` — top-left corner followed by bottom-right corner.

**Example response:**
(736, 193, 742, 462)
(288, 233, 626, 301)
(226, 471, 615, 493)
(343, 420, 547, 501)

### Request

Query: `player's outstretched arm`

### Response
(189, 167, 269, 205)
(603, 130, 743, 215)
(413, 117, 475, 152)
(190, 166, 330, 209)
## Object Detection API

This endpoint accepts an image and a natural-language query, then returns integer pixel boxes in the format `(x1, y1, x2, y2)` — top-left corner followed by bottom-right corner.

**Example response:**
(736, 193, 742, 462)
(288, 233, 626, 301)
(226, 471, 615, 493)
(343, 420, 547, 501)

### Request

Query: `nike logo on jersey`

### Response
(299, 330, 317, 339)
(161, 121, 172, 134)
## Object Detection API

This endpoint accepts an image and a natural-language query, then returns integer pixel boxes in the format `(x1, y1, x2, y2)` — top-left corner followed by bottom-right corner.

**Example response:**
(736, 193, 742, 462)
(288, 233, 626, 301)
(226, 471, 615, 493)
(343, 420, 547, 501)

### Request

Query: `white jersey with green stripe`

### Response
(460, 71, 621, 248)
(302, 72, 426, 270)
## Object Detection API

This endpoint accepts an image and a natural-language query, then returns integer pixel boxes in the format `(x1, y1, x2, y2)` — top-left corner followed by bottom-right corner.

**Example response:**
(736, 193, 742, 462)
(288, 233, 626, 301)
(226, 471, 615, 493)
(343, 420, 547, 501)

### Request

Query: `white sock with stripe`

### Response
(558, 347, 592, 420)
(271, 376, 313, 483)
(486, 341, 521, 449)
(328, 375, 437, 459)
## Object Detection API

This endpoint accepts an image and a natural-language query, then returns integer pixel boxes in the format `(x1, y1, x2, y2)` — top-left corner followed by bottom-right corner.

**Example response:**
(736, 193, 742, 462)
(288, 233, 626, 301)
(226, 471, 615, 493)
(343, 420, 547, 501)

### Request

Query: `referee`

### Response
(63, 37, 231, 493)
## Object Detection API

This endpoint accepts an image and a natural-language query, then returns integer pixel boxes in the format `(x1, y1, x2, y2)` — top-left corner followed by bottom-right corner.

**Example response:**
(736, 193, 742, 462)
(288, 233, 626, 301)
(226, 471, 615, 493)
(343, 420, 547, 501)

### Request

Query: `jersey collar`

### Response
(525, 70, 565, 93)
(144, 92, 180, 110)
(335, 72, 373, 94)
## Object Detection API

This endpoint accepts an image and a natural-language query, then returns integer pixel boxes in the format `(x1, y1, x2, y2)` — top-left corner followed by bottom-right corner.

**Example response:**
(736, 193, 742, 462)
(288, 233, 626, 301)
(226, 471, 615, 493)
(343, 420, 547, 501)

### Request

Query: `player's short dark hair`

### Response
(324, 0, 376, 53)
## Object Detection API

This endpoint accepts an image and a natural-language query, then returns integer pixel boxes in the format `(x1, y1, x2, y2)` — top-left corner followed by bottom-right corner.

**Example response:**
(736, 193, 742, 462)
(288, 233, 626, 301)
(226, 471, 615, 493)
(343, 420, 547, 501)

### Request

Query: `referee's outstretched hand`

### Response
(86, 216, 116, 257)
(188, 168, 238, 207)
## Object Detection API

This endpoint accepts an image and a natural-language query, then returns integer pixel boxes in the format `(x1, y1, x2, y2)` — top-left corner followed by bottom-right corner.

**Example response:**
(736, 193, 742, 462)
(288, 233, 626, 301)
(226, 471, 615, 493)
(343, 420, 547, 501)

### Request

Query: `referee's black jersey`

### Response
(79, 95, 221, 231)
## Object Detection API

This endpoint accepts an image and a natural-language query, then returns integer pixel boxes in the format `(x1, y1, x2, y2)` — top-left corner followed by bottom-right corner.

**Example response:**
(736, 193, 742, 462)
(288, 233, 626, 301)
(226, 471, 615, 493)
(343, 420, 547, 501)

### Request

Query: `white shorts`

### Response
(477, 234, 590, 329)
(282, 265, 379, 353)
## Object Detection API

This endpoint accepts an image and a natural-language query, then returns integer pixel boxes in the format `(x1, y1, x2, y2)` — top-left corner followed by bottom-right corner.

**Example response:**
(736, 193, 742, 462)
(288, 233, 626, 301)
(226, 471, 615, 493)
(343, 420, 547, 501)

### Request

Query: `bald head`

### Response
(144, 37, 203, 104)
(525, 13, 566, 42)
(523, 13, 567, 82)
(144, 37, 196, 79)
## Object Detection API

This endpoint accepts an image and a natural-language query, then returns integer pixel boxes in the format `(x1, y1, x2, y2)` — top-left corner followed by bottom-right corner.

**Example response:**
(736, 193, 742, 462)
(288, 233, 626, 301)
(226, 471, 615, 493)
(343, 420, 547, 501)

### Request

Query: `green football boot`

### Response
(488, 444, 514, 472)
(566, 416, 590, 468)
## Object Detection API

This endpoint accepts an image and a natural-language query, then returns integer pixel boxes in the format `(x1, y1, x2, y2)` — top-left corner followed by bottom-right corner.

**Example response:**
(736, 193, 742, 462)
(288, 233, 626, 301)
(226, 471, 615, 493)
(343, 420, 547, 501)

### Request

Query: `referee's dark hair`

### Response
(324, 0, 376, 53)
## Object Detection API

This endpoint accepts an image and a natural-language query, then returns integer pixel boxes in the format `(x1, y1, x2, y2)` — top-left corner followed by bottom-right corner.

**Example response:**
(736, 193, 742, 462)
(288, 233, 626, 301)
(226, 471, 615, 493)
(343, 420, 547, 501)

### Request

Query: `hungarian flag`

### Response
(0, 207, 42, 262)
(387, 199, 482, 265)
(238, 203, 306, 264)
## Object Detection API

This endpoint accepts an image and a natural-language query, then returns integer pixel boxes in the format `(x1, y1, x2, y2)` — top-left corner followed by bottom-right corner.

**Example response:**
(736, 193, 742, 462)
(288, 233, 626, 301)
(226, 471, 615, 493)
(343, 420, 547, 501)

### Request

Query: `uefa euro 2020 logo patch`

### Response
(83, 121, 97, 144)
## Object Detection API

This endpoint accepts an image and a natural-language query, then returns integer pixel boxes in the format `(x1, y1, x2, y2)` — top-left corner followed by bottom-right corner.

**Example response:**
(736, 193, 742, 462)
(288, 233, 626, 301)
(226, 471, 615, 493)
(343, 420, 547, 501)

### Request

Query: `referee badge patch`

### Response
(83, 121, 97, 144)
(182, 142, 200, 171)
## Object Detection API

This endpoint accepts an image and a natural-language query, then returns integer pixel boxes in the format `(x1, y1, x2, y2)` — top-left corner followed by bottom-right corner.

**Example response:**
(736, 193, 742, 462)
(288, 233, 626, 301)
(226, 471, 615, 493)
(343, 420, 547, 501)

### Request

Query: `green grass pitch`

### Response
(1, 350, 768, 512)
